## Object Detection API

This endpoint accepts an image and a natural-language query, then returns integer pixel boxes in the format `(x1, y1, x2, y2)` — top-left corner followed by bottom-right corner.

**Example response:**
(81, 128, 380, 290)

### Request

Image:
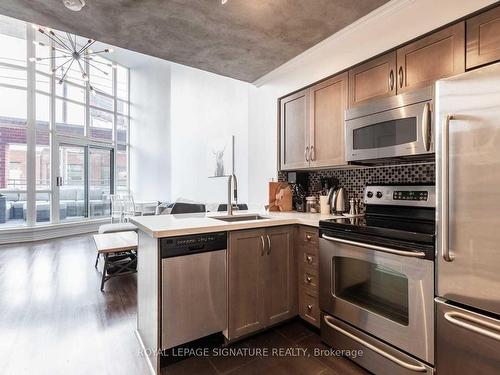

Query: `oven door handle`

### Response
(321, 234, 426, 258)
(323, 315, 428, 372)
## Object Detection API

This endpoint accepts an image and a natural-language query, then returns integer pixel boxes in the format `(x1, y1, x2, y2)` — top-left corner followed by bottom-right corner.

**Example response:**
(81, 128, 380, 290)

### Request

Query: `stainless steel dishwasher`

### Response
(160, 232, 227, 350)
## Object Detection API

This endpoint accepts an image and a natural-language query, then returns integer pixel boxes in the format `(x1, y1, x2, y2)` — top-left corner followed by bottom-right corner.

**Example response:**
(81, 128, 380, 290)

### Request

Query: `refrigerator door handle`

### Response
(442, 114, 454, 262)
(444, 311, 500, 342)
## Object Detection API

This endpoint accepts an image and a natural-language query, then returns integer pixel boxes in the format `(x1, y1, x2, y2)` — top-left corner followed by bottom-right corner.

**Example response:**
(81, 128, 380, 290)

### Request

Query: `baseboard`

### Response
(0, 219, 108, 245)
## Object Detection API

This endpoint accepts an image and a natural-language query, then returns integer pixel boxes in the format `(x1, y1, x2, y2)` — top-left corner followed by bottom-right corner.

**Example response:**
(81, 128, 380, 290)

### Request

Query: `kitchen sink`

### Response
(213, 214, 269, 222)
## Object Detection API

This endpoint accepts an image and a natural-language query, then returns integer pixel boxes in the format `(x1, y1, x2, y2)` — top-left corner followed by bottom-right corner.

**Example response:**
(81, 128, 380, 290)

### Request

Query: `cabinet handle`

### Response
(305, 146, 309, 162)
(306, 276, 312, 283)
(260, 235, 265, 256)
(310, 145, 315, 161)
(389, 69, 394, 91)
(306, 255, 313, 263)
(266, 234, 271, 255)
(398, 66, 404, 88)
(306, 234, 312, 241)
(307, 304, 313, 311)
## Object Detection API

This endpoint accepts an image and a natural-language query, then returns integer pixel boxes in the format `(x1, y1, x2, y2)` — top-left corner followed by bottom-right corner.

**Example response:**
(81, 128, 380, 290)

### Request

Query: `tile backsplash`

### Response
(278, 162, 435, 204)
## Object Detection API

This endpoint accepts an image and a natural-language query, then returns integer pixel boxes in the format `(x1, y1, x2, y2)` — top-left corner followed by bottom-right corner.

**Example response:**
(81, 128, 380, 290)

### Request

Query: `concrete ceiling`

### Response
(0, 0, 390, 82)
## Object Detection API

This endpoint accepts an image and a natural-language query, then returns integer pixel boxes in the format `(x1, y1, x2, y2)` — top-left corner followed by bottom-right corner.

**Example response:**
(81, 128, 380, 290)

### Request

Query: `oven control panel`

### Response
(364, 185, 435, 207)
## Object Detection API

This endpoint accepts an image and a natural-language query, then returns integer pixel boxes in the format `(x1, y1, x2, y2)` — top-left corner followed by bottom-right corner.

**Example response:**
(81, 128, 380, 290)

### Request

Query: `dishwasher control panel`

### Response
(160, 232, 227, 258)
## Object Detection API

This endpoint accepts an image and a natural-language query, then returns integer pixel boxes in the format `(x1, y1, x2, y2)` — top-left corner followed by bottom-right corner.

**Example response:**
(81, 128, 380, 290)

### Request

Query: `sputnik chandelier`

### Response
(29, 25, 115, 95)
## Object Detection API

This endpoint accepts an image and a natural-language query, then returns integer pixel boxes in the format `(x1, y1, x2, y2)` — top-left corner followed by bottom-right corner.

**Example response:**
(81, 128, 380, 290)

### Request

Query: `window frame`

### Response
(0, 21, 130, 229)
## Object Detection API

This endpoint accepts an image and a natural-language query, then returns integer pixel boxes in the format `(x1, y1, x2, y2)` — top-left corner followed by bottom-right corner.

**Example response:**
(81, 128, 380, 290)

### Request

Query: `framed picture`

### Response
(207, 135, 234, 177)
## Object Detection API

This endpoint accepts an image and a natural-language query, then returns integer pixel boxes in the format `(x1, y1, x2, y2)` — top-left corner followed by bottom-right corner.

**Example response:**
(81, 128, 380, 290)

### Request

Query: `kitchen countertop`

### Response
(130, 210, 351, 238)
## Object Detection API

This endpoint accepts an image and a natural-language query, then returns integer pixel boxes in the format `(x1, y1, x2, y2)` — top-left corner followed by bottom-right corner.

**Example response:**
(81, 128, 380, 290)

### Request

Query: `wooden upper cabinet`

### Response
(280, 90, 309, 170)
(309, 73, 348, 168)
(264, 226, 296, 326)
(397, 22, 465, 93)
(466, 5, 500, 69)
(348, 51, 397, 107)
(228, 229, 266, 340)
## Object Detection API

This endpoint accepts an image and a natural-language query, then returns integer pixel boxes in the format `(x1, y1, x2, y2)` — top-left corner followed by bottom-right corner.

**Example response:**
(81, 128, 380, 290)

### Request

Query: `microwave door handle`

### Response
(422, 102, 431, 151)
(323, 315, 428, 372)
(321, 234, 426, 258)
(442, 115, 454, 262)
(444, 311, 500, 342)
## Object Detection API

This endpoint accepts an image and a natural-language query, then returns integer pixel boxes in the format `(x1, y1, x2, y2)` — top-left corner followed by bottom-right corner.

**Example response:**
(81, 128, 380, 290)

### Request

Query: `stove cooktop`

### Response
(319, 215, 435, 245)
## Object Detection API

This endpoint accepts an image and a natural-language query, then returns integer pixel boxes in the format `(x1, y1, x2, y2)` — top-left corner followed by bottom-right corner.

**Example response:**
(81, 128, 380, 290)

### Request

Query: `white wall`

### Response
(112, 47, 251, 206)
(129, 57, 171, 202)
(247, 0, 497, 206)
(169, 63, 250, 205)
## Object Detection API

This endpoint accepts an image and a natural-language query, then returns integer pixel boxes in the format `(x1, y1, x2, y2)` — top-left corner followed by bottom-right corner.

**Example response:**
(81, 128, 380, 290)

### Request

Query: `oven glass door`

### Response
(346, 101, 432, 161)
(319, 238, 434, 363)
(334, 257, 409, 326)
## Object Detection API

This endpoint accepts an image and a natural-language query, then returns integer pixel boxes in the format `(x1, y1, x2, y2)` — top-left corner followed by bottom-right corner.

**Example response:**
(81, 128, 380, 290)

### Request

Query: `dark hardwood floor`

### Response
(0, 234, 367, 375)
(161, 321, 368, 375)
(0, 234, 149, 375)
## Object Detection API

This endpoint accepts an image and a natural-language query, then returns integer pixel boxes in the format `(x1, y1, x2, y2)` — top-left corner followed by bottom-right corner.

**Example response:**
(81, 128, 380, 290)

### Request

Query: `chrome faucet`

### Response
(227, 174, 238, 215)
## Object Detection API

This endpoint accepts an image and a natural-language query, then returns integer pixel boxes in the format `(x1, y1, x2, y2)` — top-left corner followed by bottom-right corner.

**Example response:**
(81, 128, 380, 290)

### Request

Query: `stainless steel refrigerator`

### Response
(436, 62, 500, 374)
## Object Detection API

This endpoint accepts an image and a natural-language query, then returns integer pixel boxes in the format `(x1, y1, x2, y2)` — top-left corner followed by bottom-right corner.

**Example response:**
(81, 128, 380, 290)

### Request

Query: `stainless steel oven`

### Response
(319, 185, 436, 374)
(319, 237, 434, 363)
(345, 86, 434, 163)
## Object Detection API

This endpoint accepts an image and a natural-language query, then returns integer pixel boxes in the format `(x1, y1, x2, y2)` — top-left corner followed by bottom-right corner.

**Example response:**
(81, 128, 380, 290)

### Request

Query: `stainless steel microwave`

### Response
(345, 86, 434, 163)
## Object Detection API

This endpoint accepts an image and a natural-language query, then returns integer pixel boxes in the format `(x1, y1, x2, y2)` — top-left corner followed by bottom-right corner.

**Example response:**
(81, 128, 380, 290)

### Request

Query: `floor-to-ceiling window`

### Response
(0, 15, 129, 228)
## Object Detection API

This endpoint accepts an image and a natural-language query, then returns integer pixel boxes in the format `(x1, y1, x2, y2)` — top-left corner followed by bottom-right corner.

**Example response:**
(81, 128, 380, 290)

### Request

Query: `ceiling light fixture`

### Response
(63, 0, 86, 12)
(29, 25, 115, 95)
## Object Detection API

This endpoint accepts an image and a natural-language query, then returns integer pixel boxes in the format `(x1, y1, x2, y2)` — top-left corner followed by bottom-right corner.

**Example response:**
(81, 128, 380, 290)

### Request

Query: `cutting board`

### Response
(268, 182, 293, 212)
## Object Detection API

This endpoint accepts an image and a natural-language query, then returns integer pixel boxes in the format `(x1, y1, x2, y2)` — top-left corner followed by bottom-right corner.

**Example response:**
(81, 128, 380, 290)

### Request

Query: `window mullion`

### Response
(26, 24, 36, 226)
(85, 58, 90, 138)
(50, 34, 59, 224)
(113, 60, 118, 193)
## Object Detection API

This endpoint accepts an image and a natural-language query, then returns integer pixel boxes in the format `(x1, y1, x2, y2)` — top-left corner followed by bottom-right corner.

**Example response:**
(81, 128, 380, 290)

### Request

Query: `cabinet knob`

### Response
(306, 255, 313, 263)
(306, 235, 312, 241)
(307, 304, 313, 311)
(306, 276, 312, 283)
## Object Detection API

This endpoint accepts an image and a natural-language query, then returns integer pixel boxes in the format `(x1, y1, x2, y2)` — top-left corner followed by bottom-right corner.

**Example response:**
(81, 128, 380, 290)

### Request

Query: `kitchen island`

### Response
(130, 210, 344, 374)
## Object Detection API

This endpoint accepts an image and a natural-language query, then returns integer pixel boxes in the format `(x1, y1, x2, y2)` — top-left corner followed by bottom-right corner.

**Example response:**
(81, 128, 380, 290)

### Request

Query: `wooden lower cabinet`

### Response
(228, 226, 296, 340)
(265, 226, 297, 326)
(227, 229, 267, 339)
(299, 287, 320, 327)
(296, 226, 321, 328)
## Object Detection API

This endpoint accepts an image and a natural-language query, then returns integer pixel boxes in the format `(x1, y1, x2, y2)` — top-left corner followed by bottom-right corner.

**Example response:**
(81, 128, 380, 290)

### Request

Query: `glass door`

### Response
(58, 144, 86, 221)
(56, 143, 113, 221)
(88, 147, 113, 218)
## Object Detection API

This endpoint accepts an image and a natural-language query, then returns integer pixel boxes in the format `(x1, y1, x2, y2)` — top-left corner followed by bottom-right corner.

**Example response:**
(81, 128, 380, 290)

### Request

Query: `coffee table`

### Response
(93, 231, 138, 291)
